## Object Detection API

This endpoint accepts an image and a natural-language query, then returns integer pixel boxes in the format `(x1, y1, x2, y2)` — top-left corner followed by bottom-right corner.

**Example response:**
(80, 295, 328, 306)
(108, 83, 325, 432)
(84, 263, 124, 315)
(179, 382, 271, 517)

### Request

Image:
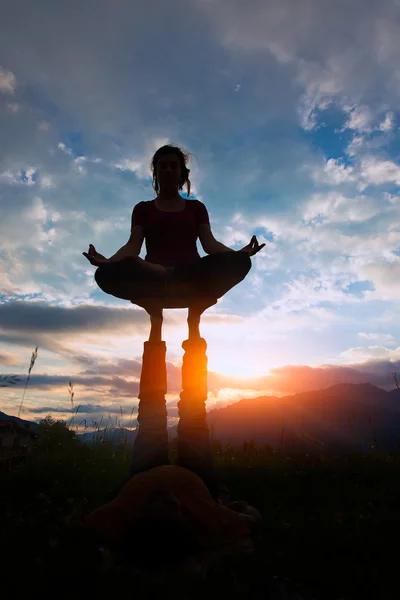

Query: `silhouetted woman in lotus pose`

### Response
(83, 144, 264, 341)
(83, 145, 265, 581)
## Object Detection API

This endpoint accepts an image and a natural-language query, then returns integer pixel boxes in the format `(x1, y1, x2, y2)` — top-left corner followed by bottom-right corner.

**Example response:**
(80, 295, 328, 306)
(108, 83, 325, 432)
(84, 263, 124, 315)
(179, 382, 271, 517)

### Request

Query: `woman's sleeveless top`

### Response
(131, 199, 210, 267)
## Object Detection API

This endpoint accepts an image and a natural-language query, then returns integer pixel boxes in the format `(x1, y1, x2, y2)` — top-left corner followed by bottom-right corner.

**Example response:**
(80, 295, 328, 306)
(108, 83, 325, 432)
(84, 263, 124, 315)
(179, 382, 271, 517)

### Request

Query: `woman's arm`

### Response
(207, 240, 236, 254)
(108, 242, 139, 262)
(108, 226, 144, 262)
(198, 224, 235, 254)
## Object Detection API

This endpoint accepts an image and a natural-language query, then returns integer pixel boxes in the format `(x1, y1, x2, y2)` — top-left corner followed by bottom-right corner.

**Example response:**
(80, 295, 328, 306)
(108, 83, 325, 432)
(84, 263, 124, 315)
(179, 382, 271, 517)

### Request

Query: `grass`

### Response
(2, 353, 400, 598)
(1, 434, 400, 600)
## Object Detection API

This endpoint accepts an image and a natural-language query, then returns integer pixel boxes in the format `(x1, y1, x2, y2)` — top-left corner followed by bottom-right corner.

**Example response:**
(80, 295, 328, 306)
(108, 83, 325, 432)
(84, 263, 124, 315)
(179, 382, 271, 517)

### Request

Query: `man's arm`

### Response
(228, 501, 263, 533)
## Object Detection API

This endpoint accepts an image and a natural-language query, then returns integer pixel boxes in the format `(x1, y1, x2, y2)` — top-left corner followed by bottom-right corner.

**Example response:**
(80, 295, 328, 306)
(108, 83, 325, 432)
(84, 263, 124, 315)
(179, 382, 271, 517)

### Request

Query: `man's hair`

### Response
(150, 144, 198, 198)
(116, 514, 201, 569)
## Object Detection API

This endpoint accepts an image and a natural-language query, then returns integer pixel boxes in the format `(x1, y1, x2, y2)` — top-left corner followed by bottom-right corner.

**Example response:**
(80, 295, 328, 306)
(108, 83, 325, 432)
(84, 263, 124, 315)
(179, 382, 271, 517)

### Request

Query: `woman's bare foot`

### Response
(187, 316, 202, 341)
(148, 314, 163, 342)
(141, 300, 164, 342)
(187, 299, 217, 340)
(135, 256, 167, 275)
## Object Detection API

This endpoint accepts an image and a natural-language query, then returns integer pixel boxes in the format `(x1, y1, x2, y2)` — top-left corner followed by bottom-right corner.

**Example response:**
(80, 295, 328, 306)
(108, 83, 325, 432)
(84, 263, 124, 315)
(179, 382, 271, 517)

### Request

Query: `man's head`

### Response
(229, 500, 264, 536)
(117, 485, 200, 569)
(141, 485, 184, 521)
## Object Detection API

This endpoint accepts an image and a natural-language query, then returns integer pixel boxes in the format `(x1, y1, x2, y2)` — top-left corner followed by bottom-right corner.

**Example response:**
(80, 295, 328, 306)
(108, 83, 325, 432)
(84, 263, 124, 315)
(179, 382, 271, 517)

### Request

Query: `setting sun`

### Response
(206, 345, 270, 380)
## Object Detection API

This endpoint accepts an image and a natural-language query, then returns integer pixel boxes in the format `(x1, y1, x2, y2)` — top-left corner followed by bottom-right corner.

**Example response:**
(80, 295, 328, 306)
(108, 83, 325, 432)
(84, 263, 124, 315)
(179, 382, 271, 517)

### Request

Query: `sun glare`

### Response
(207, 346, 269, 380)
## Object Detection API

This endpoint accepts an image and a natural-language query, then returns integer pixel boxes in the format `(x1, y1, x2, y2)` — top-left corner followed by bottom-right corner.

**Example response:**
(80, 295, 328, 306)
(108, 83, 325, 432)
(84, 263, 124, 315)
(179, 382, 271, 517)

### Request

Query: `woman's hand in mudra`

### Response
(239, 235, 265, 256)
(82, 244, 110, 267)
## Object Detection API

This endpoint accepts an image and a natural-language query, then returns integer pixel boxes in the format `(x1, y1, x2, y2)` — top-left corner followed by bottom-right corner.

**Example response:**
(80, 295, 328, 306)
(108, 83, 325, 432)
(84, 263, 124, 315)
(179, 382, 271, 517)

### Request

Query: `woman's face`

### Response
(156, 153, 182, 191)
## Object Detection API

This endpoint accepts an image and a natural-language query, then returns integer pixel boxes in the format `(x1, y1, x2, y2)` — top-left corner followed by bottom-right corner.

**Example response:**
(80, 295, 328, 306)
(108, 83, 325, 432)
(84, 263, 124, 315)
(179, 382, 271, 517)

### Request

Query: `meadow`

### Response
(1, 417, 399, 600)
(1, 354, 399, 599)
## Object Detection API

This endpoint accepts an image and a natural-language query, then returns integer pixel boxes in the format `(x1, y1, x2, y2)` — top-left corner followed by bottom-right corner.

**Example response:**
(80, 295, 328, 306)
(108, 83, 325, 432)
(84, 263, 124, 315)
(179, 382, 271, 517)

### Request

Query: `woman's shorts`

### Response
(94, 251, 252, 308)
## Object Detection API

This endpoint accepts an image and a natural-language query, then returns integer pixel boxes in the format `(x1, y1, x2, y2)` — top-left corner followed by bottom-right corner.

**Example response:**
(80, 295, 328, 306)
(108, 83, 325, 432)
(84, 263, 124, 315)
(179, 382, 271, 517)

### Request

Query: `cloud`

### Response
(361, 157, 400, 186)
(379, 112, 395, 132)
(28, 403, 138, 416)
(0, 67, 16, 94)
(196, 0, 400, 131)
(0, 350, 20, 366)
(358, 332, 397, 345)
(339, 345, 400, 363)
(3, 354, 400, 428)
(341, 105, 395, 135)
(343, 105, 375, 134)
(312, 159, 356, 186)
(359, 261, 400, 298)
(302, 191, 383, 223)
(0, 299, 149, 334)
(0, 300, 157, 369)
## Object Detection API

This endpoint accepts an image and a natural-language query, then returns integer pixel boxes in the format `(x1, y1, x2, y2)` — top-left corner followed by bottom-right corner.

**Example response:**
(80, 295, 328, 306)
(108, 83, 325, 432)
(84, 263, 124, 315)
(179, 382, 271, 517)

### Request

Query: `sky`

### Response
(1, 0, 400, 431)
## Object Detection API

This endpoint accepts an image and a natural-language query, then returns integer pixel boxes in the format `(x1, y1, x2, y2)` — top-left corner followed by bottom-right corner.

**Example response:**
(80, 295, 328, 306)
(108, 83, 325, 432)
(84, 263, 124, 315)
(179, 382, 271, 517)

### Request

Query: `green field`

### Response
(1, 423, 399, 600)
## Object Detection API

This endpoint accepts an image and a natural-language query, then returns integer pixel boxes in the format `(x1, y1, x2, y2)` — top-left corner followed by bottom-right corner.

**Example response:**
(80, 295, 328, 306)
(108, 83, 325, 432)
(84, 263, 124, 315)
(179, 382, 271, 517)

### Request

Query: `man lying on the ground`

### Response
(85, 464, 263, 581)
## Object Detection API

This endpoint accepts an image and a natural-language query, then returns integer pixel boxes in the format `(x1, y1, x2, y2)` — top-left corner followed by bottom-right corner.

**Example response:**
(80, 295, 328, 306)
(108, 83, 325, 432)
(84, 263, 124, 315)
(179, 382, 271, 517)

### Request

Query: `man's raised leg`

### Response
(175, 336, 219, 500)
(128, 339, 169, 478)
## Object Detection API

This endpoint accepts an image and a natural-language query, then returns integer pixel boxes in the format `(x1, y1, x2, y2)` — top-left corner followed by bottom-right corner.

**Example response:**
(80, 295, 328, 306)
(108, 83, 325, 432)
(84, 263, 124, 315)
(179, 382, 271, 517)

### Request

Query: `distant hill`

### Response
(77, 423, 178, 447)
(205, 382, 400, 454)
(4, 383, 399, 455)
(77, 426, 138, 446)
(0, 411, 39, 433)
(79, 383, 400, 456)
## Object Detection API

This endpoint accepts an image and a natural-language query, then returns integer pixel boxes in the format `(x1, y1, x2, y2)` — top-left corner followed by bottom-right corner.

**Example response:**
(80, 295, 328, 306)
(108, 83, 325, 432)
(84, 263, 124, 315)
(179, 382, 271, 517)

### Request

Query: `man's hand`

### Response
(229, 500, 263, 532)
(239, 235, 265, 256)
(82, 244, 110, 267)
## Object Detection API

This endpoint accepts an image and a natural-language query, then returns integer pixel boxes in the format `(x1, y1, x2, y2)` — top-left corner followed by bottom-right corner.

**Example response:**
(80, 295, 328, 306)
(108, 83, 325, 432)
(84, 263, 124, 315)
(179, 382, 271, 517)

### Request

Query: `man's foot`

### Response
(217, 484, 231, 506)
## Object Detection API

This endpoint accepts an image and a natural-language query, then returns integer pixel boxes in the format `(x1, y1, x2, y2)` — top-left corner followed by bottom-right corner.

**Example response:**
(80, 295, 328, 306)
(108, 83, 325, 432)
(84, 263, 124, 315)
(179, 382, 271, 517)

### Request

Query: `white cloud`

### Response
(346, 135, 364, 158)
(302, 191, 383, 223)
(359, 260, 400, 299)
(296, 58, 343, 130)
(339, 345, 400, 363)
(312, 158, 356, 185)
(0, 169, 20, 184)
(385, 192, 400, 205)
(57, 142, 73, 156)
(343, 105, 374, 133)
(196, 1, 400, 133)
(0, 166, 36, 185)
(0, 67, 16, 94)
(379, 111, 395, 131)
(28, 196, 48, 223)
(268, 272, 356, 314)
(38, 121, 51, 132)
(295, 221, 400, 266)
(114, 158, 142, 174)
(358, 332, 397, 345)
(361, 157, 400, 185)
(7, 102, 19, 113)
(39, 174, 55, 188)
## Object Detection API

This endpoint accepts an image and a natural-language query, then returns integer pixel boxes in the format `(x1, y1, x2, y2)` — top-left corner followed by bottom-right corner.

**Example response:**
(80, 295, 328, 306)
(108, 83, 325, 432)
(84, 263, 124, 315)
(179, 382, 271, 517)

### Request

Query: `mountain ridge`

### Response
(2, 383, 399, 453)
